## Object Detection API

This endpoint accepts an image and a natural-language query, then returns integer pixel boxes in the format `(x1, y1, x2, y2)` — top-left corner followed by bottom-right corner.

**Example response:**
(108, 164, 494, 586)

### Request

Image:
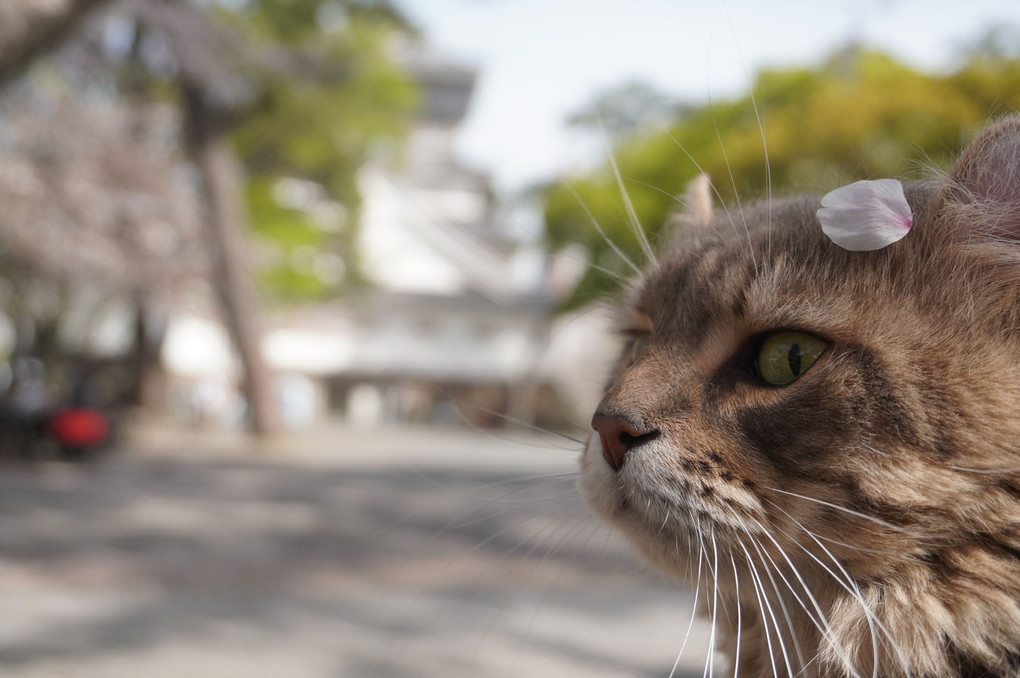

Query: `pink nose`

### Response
(591, 414, 657, 471)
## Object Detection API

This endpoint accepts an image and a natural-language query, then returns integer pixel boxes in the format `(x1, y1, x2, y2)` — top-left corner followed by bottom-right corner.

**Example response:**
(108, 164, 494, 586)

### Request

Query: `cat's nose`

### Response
(591, 413, 659, 471)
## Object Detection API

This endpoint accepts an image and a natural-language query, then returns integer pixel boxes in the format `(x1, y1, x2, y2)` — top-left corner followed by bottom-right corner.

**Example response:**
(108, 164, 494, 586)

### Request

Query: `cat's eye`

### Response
(629, 333, 651, 363)
(751, 332, 827, 386)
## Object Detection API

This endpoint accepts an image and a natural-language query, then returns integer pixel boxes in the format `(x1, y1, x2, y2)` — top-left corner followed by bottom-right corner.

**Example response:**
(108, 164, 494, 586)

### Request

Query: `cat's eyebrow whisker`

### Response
(667, 132, 751, 263)
(719, 0, 773, 268)
(630, 176, 743, 258)
(586, 260, 629, 283)
(766, 487, 927, 538)
(707, 104, 758, 273)
(566, 184, 643, 276)
(599, 129, 658, 267)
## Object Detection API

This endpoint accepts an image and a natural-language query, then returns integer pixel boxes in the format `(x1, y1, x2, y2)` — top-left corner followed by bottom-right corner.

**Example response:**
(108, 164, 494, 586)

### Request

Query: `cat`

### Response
(578, 116, 1020, 677)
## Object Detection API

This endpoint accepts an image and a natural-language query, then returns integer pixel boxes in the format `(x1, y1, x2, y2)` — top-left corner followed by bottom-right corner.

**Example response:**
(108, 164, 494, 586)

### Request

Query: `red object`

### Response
(49, 407, 109, 447)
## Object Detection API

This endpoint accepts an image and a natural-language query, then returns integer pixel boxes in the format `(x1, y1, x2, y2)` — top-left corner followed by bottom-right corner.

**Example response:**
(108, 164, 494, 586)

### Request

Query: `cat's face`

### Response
(578, 119, 1020, 675)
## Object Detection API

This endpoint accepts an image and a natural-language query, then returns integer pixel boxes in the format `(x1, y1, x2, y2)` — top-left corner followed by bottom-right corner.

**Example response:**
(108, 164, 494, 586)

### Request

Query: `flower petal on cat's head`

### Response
(816, 179, 913, 251)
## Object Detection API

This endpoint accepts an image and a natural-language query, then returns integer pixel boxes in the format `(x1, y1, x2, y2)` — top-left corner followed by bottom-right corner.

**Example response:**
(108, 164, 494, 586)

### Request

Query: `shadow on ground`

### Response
(0, 436, 711, 677)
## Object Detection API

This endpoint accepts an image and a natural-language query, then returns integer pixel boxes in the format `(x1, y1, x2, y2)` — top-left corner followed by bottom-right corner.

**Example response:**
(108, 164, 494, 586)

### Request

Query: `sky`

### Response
(389, 0, 1020, 194)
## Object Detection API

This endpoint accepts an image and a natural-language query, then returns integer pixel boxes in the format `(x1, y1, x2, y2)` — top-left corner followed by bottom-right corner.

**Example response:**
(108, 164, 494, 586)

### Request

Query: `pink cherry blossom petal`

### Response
(816, 179, 913, 251)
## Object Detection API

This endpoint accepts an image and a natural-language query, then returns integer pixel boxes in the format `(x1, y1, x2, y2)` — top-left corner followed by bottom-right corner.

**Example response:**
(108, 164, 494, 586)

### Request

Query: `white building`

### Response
(165, 44, 564, 429)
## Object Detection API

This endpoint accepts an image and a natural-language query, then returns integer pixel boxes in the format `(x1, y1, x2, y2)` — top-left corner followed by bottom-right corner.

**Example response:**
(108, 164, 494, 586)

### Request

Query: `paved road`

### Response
(0, 422, 711, 677)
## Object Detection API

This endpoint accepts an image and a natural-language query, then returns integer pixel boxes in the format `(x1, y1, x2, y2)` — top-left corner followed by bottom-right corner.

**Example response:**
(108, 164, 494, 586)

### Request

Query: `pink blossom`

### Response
(816, 179, 913, 251)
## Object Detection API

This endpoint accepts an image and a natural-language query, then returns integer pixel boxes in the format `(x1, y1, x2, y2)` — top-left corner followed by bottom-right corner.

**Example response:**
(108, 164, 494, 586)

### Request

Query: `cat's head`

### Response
(579, 117, 1020, 666)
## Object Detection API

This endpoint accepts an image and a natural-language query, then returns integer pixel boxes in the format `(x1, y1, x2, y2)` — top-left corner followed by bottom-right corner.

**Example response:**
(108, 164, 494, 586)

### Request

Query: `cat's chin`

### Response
(579, 435, 703, 582)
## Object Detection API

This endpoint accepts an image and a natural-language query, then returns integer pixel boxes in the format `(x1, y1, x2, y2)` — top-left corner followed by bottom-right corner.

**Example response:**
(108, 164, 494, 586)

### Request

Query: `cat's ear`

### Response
(666, 173, 713, 231)
(942, 116, 1020, 239)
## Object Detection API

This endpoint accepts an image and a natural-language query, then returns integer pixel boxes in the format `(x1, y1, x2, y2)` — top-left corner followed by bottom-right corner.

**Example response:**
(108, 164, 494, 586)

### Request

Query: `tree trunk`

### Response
(0, 0, 113, 86)
(182, 83, 277, 435)
(127, 296, 168, 410)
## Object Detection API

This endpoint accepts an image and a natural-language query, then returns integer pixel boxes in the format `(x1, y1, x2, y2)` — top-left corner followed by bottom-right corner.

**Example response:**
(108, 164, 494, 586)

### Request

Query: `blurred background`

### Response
(0, 0, 1017, 676)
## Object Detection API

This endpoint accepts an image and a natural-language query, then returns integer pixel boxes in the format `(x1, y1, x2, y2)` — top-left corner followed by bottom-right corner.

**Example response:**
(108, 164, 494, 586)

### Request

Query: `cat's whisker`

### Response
(707, 105, 758, 272)
(439, 389, 588, 451)
(704, 530, 721, 678)
(388, 467, 577, 532)
(566, 184, 643, 276)
(437, 494, 578, 552)
(729, 553, 743, 678)
(766, 517, 885, 676)
(509, 518, 615, 673)
(745, 530, 809, 678)
(747, 516, 865, 678)
(766, 487, 927, 538)
(666, 132, 749, 253)
(737, 539, 784, 678)
(470, 516, 605, 666)
(668, 525, 708, 678)
(715, 500, 807, 673)
(659, 508, 672, 536)
(948, 464, 1020, 474)
(585, 260, 629, 283)
(599, 132, 658, 267)
(765, 502, 915, 678)
(470, 407, 588, 447)
(736, 523, 810, 674)
(719, 0, 773, 268)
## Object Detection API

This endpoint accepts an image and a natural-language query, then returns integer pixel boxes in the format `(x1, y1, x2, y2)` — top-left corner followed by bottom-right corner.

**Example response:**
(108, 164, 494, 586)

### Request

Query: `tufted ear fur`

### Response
(665, 173, 713, 236)
(942, 116, 1020, 240)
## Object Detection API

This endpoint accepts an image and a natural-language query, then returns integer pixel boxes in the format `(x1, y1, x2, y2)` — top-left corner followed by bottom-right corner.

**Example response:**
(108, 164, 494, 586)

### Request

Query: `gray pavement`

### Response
(0, 420, 711, 677)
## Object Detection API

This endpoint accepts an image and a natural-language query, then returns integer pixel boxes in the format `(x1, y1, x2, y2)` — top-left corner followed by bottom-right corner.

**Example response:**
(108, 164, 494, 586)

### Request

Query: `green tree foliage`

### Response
(545, 41, 1020, 310)
(224, 0, 418, 303)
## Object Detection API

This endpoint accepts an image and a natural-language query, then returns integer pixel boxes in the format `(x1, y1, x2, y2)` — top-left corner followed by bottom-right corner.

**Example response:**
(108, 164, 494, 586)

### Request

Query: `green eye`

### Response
(630, 333, 651, 363)
(752, 332, 827, 386)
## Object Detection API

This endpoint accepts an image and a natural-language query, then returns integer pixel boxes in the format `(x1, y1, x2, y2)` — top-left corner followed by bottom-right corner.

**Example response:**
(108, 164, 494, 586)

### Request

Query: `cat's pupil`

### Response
(788, 343, 802, 376)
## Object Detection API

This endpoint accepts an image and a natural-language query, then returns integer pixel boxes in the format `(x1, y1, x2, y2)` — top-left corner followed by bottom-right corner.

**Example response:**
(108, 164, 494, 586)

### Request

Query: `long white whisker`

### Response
(565, 184, 642, 276)
(667, 133, 747, 248)
(767, 487, 925, 537)
(706, 102, 757, 272)
(669, 528, 707, 678)
(720, 0, 772, 266)
(738, 527, 808, 675)
(729, 553, 742, 678)
(747, 516, 865, 678)
(766, 501, 915, 677)
(703, 530, 721, 678)
(738, 540, 781, 678)
(597, 126, 658, 266)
